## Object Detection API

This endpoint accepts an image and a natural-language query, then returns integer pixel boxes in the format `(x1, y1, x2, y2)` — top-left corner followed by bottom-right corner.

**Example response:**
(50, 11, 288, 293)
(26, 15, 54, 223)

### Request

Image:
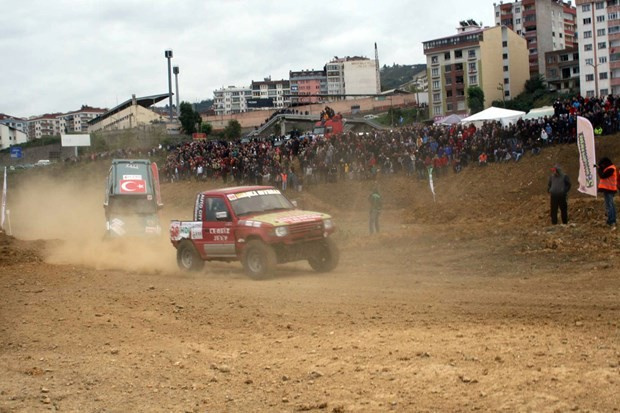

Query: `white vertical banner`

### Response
(1, 167, 6, 230)
(428, 166, 436, 202)
(576, 116, 597, 197)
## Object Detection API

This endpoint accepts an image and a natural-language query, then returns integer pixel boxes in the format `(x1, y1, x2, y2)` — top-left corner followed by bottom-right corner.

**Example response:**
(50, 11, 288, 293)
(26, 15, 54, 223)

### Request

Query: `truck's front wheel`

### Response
(242, 240, 276, 279)
(177, 241, 205, 272)
(308, 238, 339, 273)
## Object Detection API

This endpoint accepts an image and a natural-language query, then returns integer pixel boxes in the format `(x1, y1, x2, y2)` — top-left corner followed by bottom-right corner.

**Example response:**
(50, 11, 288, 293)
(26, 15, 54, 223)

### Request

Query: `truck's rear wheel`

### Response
(308, 238, 339, 273)
(242, 240, 276, 279)
(177, 241, 205, 272)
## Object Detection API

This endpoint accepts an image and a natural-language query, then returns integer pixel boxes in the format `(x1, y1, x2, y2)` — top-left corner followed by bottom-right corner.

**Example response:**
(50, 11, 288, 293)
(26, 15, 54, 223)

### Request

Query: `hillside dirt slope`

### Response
(1, 138, 619, 412)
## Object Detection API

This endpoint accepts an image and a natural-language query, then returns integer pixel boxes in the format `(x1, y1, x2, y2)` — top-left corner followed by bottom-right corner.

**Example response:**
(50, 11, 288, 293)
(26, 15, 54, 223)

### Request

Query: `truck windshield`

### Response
(227, 189, 294, 217)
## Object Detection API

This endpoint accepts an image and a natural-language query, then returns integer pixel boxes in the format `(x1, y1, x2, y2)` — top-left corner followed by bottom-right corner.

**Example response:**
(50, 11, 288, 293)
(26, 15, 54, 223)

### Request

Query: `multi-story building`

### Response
(423, 21, 529, 118)
(495, 0, 577, 76)
(289, 69, 327, 105)
(62, 105, 106, 133)
(27, 114, 64, 139)
(251, 78, 291, 109)
(213, 86, 252, 115)
(325, 56, 380, 100)
(0, 123, 28, 150)
(576, 0, 620, 97)
(545, 47, 581, 92)
(0, 114, 28, 139)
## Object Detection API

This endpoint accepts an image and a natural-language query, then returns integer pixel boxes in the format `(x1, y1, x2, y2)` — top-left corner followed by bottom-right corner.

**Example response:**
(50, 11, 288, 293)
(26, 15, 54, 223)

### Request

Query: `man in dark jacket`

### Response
(548, 164, 571, 225)
(597, 157, 617, 229)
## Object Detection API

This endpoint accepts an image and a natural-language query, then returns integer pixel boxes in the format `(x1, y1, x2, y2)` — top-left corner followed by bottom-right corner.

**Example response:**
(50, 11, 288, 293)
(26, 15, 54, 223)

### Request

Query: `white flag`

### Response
(576, 116, 597, 197)
(428, 167, 436, 202)
(1, 167, 6, 230)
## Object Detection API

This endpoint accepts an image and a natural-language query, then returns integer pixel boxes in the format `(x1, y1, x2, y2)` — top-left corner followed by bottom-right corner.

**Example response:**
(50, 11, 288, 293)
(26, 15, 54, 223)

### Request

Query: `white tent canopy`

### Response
(461, 106, 525, 126)
(522, 106, 554, 120)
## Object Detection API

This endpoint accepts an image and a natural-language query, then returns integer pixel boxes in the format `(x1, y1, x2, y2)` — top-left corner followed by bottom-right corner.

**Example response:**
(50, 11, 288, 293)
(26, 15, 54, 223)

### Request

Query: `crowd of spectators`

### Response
(158, 95, 620, 191)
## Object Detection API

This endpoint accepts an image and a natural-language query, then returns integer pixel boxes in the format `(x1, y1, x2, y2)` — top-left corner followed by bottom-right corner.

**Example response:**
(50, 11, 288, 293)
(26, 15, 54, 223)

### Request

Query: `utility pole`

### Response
(173, 66, 180, 116)
(165, 50, 173, 121)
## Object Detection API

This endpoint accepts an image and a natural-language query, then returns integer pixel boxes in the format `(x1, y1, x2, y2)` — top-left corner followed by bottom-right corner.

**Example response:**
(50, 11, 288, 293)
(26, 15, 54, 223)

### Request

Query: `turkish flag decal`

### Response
(119, 179, 147, 193)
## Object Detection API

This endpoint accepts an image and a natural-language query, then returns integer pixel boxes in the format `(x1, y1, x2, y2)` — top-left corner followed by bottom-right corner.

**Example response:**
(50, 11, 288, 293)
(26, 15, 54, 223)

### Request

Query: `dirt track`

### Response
(1, 141, 620, 412)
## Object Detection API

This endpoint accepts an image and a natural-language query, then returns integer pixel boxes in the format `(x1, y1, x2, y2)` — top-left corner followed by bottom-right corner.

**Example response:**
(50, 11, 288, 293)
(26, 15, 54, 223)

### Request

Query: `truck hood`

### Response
(243, 209, 331, 227)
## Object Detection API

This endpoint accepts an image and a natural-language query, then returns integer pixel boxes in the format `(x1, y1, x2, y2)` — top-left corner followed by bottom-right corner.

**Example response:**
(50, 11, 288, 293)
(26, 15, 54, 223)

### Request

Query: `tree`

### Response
(467, 86, 485, 114)
(524, 74, 546, 94)
(179, 102, 201, 135)
(223, 119, 242, 140)
(200, 123, 213, 135)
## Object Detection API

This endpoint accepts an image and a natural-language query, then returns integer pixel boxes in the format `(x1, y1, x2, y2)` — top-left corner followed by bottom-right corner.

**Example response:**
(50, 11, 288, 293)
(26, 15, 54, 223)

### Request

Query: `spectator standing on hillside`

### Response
(369, 187, 382, 234)
(597, 157, 617, 229)
(547, 164, 571, 225)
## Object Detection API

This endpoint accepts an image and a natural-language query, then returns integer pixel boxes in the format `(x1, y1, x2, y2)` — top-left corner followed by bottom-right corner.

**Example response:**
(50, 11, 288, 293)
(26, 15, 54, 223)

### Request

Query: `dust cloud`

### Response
(8, 175, 177, 273)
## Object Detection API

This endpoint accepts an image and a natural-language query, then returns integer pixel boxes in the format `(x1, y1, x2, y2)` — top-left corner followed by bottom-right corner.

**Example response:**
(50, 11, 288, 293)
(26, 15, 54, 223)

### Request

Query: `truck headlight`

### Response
(274, 226, 289, 237)
(323, 219, 334, 230)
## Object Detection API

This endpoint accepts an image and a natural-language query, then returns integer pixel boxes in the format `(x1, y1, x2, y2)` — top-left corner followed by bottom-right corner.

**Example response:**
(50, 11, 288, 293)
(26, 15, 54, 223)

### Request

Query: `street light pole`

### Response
(587, 62, 599, 98)
(497, 82, 505, 107)
(165, 50, 173, 121)
(173, 66, 180, 116)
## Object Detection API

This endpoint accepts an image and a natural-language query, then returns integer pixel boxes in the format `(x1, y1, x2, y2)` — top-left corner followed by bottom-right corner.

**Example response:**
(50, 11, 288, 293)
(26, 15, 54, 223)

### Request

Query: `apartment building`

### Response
(0, 123, 28, 150)
(213, 86, 252, 115)
(325, 56, 380, 100)
(495, 0, 577, 76)
(28, 114, 65, 139)
(289, 69, 327, 105)
(251, 78, 291, 109)
(545, 47, 581, 92)
(63, 105, 106, 133)
(423, 21, 529, 118)
(0, 114, 28, 139)
(576, 0, 620, 97)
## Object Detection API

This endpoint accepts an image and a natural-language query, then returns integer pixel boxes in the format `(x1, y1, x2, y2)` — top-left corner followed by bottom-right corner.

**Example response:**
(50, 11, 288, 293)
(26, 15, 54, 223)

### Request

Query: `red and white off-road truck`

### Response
(169, 186, 339, 278)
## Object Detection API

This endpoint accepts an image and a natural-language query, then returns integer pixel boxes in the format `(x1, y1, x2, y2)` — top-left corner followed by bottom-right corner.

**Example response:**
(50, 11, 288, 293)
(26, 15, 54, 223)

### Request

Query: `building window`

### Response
(502, 53, 508, 59)
(431, 67, 439, 77)
(597, 15, 606, 23)
(468, 49, 476, 58)
(583, 17, 592, 25)
(583, 31, 592, 39)
(596, 1, 605, 9)
(447, 103, 453, 112)
(601, 88, 609, 95)
(502, 41, 508, 47)
(597, 29, 606, 36)
(600, 72, 608, 79)
(504, 78, 510, 84)
(446, 90, 453, 97)
(516, 18, 521, 24)
(598, 42, 607, 49)
(431, 56, 439, 64)
(582, 4, 591, 12)
(433, 93, 441, 101)
(586, 74, 594, 81)
(433, 105, 442, 115)
(586, 90, 595, 97)
(445, 64, 452, 72)
(455, 50, 463, 58)
(504, 65, 509, 72)
(444, 52, 451, 60)
(432, 80, 440, 89)
(600, 56, 608, 64)
(469, 62, 477, 71)
(469, 75, 478, 84)
(585, 58, 594, 65)
(584, 44, 593, 51)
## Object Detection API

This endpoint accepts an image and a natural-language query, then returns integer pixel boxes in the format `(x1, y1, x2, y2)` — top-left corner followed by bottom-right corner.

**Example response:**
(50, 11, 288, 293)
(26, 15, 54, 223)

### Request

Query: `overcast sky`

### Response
(1, 0, 495, 118)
